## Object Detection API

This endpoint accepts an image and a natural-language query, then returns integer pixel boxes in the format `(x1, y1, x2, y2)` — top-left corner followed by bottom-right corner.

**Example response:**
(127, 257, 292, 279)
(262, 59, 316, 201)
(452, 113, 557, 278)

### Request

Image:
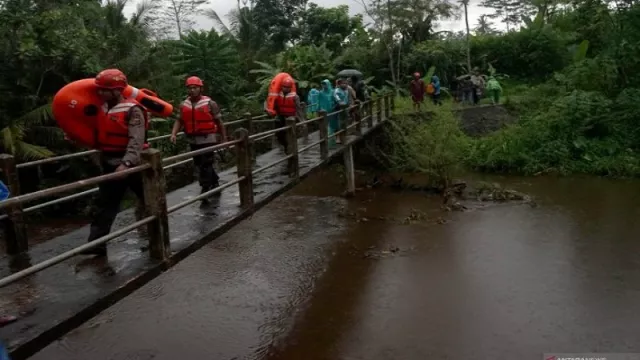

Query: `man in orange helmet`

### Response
(170, 76, 227, 203)
(272, 78, 303, 152)
(81, 68, 148, 257)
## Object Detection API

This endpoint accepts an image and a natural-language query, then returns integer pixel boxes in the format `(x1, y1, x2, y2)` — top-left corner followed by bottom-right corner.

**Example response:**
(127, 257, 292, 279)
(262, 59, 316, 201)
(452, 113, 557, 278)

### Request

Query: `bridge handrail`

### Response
(0, 97, 386, 222)
(0, 93, 393, 288)
(13, 103, 316, 170)
(0, 103, 322, 220)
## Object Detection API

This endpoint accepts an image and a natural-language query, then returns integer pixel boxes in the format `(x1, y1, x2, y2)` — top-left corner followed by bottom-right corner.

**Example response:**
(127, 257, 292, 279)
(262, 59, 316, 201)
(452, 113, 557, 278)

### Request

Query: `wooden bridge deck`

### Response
(0, 114, 386, 359)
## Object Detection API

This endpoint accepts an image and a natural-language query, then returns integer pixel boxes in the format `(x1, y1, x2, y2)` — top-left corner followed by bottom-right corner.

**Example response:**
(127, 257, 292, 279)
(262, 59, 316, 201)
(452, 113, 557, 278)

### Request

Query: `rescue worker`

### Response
(272, 78, 304, 152)
(170, 76, 227, 203)
(81, 69, 147, 257)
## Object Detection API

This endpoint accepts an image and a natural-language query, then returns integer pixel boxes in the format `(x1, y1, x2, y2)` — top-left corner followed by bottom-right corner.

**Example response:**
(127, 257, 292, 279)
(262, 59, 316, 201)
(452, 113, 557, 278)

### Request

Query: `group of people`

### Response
(79, 69, 227, 256)
(410, 72, 442, 111)
(456, 68, 501, 105)
(78, 69, 371, 257)
(303, 76, 368, 146)
(409, 68, 504, 109)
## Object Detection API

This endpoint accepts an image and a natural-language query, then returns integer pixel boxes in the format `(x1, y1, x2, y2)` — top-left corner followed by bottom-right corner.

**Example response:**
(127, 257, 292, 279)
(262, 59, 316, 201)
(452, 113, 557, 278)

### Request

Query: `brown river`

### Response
(30, 169, 640, 359)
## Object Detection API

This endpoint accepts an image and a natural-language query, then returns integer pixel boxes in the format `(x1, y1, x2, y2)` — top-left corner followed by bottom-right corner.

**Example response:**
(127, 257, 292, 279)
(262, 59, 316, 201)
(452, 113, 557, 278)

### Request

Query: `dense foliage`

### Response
(1, 0, 639, 180)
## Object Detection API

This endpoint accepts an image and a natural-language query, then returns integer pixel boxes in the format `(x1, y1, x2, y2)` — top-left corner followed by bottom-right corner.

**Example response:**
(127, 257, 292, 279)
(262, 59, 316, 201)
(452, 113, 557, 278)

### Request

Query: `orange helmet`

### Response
(95, 69, 128, 89)
(186, 76, 204, 87)
(281, 78, 293, 87)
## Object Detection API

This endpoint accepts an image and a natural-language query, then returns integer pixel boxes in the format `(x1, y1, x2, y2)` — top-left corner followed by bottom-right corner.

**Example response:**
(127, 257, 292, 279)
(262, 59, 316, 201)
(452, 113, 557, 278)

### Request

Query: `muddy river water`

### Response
(31, 169, 640, 359)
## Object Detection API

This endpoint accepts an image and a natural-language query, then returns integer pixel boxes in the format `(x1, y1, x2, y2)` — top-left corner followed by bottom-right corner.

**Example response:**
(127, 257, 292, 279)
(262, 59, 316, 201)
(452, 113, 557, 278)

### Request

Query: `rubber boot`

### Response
(200, 185, 211, 204)
(79, 243, 107, 257)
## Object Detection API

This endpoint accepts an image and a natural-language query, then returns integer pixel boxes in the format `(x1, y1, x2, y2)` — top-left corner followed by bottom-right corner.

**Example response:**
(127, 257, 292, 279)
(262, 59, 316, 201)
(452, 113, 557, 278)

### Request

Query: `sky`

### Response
(123, 0, 503, 34)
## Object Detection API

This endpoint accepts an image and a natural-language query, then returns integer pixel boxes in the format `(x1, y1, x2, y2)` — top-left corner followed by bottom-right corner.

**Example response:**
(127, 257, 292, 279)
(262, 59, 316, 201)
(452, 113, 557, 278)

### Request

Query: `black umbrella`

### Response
(337, 69, 363, 78)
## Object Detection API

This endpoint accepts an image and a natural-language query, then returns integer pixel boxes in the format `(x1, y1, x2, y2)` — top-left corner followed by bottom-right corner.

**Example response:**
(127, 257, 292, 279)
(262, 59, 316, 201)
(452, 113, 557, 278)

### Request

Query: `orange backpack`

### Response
(426, 83, 435, 95)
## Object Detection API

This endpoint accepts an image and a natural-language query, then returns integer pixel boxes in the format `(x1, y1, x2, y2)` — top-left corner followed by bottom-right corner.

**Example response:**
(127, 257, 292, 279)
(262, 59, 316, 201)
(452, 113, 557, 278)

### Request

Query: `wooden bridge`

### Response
(0, 93, 394, 359)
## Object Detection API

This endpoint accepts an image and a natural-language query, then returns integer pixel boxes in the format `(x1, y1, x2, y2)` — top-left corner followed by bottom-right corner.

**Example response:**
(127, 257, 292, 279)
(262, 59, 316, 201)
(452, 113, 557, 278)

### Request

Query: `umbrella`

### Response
(337, 69, 363, 78)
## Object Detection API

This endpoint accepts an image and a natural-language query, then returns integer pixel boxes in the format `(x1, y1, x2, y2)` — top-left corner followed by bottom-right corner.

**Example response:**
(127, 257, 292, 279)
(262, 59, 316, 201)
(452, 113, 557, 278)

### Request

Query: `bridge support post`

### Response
(343, 145, 356, 197)
(141, 149, 171, 261)
(338, 105, 348, 145)
(318, 110, 329, 160)
(384, 94, 390, 120)
(234, 128, 254, 208)
(367, 100, 374, 128)
(376, 97, 382, 124)
(354, 101, 363, 136)
(0, 154, 27, 254)
(300, 102, 309, 140)
(244, 113, 256, 166)
(347, 105, 356, 136)
(285, 117, 299, 179)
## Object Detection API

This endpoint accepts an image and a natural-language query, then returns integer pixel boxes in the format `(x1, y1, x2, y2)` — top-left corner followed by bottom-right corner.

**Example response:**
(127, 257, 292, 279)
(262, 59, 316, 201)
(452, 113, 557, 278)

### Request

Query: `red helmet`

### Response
(95, 69, 128, 89)
(185, 76, 204, 87)
(414, 72, 420, 78)
(281, 78, 293, 87)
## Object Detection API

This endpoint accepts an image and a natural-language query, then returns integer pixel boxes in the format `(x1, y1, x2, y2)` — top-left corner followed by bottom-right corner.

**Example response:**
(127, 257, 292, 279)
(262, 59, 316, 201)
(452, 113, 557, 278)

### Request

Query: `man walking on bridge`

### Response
(81, 69, 147, 257)
(170, 76, 227, 204)
(271, 78, 303, 153)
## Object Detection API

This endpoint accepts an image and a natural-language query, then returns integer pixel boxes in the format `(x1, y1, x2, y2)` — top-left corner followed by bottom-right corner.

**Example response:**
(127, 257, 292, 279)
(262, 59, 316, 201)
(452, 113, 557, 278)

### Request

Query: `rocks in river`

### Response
(401, 208, 428, 224)
(442, 180, 469, 211)
(466, 181, 531, 203)
(441, 180, 533, 210)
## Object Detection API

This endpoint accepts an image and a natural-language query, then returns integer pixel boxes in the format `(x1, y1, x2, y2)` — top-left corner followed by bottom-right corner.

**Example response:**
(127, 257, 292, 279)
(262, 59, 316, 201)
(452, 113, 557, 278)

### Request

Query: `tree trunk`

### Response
(463, 0, 471, 72)
(386, 0, 397, 91)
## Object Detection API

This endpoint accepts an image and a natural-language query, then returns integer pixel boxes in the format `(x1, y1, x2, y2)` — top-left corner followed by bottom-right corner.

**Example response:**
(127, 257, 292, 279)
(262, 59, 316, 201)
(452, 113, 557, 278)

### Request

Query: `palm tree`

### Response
(474, 15, 497, 35)
(170, 30, 239, 104)
(205, 2, 266, 75)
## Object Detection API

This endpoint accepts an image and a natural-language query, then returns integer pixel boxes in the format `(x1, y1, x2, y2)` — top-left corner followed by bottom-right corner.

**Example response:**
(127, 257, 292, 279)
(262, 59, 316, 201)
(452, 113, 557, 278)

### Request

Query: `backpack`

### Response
(426, 83, 435, 95)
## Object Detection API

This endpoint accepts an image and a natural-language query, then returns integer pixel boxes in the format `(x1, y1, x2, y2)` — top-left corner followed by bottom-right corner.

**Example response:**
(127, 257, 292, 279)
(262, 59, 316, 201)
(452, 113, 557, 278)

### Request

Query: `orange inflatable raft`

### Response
(52, 79, 173, 148)
(265, 72, 296, 116)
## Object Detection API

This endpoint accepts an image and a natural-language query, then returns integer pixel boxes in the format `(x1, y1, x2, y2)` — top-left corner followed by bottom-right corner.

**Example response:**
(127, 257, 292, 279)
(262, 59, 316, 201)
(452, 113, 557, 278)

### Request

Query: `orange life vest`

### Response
(96, 99, 148, 152)
(180, 96, 217, 135)
(275, 93, 297, 117)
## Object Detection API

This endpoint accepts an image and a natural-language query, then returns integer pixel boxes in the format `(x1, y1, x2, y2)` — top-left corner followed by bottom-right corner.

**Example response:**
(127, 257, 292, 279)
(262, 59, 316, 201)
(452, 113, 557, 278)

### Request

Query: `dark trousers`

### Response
(87, 159, 144, 244)
(275, 116, 288, 151)
(432, 93, 442, 105)
(190, 143, 219, 190)
(472, 89, 480, 104)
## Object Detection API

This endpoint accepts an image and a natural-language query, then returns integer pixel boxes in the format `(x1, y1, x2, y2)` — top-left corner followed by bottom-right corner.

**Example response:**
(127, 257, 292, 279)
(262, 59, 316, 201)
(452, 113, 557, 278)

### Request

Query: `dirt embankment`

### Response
(454, 104, 517, 137)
